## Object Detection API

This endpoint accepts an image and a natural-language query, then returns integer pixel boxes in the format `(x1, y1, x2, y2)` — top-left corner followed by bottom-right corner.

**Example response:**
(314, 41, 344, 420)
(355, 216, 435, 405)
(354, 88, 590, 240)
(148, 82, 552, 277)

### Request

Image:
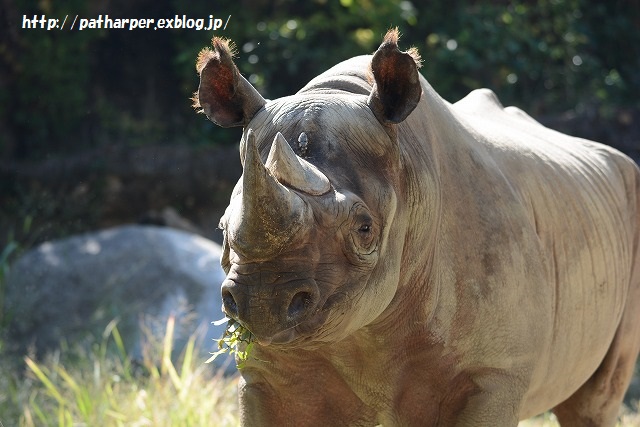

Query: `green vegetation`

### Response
(519, 406, 640, 427)
(207, 317, 255, 369)
(0, 216, 32, 353)
(0, 316, 239, 426)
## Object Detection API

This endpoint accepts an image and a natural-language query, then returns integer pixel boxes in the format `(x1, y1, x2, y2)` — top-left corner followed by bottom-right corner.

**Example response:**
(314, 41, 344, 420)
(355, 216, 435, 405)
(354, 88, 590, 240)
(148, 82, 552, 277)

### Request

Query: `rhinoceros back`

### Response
(451, 88, 640, 409)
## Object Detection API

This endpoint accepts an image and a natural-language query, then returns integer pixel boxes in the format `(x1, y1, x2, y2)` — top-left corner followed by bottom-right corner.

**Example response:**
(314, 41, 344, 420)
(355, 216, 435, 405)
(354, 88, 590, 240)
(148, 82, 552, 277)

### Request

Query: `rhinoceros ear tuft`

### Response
(367, 29, 422, 125)
(194, 37, 266, 128)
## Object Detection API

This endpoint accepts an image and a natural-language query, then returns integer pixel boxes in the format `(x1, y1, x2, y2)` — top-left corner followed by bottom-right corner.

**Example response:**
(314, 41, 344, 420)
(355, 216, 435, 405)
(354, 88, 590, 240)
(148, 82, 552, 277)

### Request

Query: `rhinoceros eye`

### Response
(352, 211, 376, 251)
(354, 211, 373, 235)
(358, 223, 371, 234)
(341, 202, 378, 266)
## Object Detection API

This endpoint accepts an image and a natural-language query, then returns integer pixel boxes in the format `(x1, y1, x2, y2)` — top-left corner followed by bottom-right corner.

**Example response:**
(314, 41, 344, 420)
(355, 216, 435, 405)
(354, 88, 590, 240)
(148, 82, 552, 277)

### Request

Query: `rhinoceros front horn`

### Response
(229, 130, 316, 258)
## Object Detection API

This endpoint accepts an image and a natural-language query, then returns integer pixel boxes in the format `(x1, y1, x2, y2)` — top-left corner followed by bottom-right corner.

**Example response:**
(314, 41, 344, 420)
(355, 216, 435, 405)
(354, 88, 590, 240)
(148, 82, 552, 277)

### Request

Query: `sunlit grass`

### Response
(518, 403, 640, 427)
(0, 316, 239, 427)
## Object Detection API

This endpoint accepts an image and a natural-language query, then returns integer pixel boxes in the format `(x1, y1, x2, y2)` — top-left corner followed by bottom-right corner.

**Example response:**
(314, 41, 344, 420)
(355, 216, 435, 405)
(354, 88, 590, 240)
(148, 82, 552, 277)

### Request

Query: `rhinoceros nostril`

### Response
(287, 291, 313, 319)
(222, 288, 238, 318)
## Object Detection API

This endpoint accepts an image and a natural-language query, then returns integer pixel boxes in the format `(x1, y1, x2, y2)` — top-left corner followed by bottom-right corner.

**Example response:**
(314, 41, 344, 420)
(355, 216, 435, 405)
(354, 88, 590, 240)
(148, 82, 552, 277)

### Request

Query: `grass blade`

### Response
(181, 334, 196, 382)
(26, 394, 49, 426)
(161, 315, 183, 391)
(161, 315, 175, 377)
(56, 365, 93, 419)
(164, 353, 182, 392)
(110, 323, 127, 361)
(24, 357, 65, 406)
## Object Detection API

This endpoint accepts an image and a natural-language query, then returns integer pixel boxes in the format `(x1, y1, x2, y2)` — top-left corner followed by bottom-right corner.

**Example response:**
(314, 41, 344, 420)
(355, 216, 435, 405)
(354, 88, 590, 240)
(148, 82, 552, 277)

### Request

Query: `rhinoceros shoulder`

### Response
(453, 88, 542, 127)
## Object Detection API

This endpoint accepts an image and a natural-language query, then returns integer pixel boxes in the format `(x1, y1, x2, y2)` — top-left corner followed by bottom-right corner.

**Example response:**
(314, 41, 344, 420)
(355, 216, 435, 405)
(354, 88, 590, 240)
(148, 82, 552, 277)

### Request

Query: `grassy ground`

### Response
(0, 316, 638, 426)
(0, 317, 239, 427)
(518, 407, 640, 427)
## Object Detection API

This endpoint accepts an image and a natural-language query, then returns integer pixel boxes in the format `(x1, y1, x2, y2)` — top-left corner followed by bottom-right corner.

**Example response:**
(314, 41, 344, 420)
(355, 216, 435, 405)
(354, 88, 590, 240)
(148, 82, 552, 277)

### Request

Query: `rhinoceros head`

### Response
(195, 30, 422, 346)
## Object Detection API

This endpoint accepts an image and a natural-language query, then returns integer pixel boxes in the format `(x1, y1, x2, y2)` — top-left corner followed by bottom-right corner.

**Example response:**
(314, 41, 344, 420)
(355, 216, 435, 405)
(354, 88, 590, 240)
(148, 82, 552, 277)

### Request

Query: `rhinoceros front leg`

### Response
(390, 368, 525, 426)
(237, 375, 378, 427)
(449, 389, 522, 427)
(552, 271, 640, 427)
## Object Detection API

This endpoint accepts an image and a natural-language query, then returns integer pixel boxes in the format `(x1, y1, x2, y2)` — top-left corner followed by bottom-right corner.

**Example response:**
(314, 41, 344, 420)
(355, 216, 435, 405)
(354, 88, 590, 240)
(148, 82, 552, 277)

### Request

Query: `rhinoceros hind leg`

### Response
(552, 278, 640, 427)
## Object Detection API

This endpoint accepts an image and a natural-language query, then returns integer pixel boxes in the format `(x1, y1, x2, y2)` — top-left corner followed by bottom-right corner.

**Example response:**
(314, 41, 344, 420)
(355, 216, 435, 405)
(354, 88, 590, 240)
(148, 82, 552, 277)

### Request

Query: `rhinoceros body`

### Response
(195, 31, 640, 426)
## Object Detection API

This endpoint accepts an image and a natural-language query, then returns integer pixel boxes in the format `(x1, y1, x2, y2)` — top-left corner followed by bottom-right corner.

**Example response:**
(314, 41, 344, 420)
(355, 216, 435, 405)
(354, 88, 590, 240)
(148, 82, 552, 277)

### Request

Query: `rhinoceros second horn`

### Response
(265, 132, 331, 196)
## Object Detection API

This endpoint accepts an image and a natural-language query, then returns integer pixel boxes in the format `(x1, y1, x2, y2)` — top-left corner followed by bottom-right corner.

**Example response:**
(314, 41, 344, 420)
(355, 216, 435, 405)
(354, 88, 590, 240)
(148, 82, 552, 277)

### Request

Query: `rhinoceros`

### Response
(194, 30, 640, 426)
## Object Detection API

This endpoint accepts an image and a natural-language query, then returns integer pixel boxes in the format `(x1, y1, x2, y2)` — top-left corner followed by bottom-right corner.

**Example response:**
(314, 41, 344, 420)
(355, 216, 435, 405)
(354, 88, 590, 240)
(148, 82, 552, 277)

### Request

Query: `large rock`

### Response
(3, 225, 231, 368)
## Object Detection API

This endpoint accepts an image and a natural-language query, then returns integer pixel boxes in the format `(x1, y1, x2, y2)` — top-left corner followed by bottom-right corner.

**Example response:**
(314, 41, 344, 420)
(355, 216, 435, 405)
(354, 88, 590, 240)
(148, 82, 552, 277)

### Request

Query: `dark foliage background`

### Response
(0, 0, 639, 248)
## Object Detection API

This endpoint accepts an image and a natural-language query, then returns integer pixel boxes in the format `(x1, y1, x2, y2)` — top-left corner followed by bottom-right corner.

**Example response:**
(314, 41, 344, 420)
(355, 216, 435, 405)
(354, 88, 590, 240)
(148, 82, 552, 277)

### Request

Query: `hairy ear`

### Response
(367, 29, 422, 124)
(194, 37, 266, 128)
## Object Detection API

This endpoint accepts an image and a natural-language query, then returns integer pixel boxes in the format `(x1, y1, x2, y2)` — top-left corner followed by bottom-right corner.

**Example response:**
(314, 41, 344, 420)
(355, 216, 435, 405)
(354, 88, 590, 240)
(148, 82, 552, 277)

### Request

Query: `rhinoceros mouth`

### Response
(268, 292, 360, 349)
(252, 292, 350, 347)
(251, 307, 331, 347)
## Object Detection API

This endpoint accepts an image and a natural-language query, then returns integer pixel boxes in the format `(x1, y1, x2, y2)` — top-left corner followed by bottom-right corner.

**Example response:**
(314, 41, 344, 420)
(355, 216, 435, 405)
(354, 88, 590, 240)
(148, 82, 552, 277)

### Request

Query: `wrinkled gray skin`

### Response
(195, 31, 640, 426)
